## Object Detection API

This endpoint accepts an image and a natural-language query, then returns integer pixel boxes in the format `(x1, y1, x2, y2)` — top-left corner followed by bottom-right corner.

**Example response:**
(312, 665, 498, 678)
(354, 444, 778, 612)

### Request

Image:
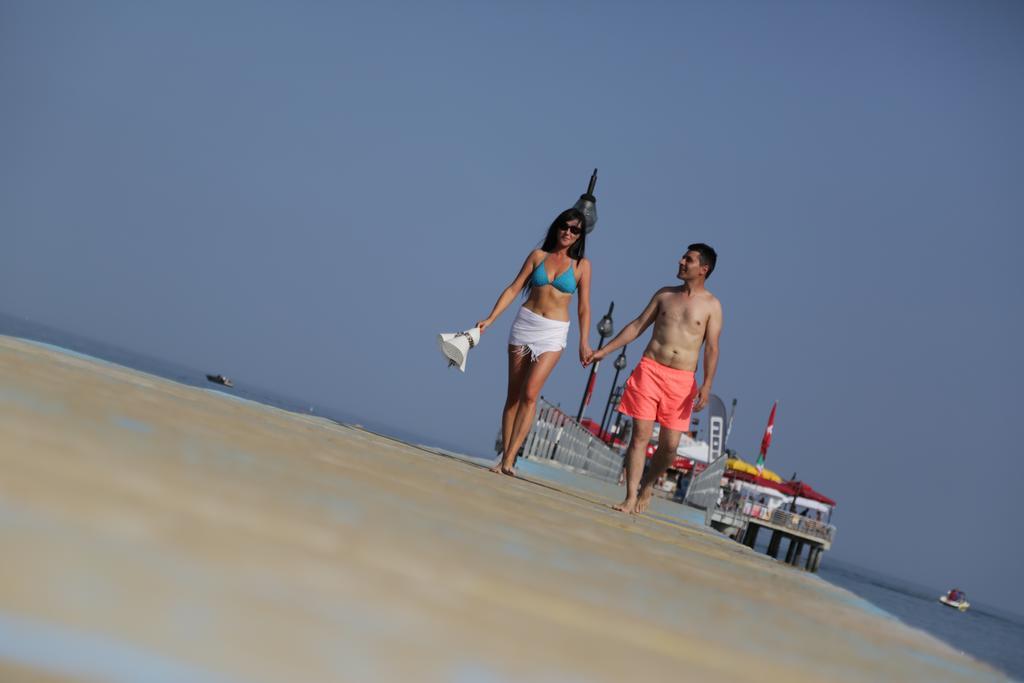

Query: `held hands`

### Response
(578, 343, 593, 367)
(693, 384, 711, 412)
(582, 347, 604, 368)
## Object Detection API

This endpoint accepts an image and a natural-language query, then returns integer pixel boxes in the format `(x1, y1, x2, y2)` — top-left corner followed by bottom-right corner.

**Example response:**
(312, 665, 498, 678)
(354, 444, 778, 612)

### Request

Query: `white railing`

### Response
(683, 452, 728, 510)
(518, 400, 623, 482)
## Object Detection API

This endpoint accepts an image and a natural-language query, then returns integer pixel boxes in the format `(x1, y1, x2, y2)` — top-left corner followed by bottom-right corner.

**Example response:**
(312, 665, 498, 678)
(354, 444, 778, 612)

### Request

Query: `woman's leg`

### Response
(500, 349, 563, 475)
(493, 346, 532, 472)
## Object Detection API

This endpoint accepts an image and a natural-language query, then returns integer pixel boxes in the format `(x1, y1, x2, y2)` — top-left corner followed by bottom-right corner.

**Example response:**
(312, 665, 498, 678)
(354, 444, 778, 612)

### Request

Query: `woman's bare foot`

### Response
(613, 497, 637, 514)
(634, 485, 655, 514)
(491, 458, 516, 476)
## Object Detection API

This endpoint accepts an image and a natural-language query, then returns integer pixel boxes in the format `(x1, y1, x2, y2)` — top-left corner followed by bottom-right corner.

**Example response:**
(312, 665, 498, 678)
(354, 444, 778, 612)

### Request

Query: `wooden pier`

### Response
(710, 498, 835, 573)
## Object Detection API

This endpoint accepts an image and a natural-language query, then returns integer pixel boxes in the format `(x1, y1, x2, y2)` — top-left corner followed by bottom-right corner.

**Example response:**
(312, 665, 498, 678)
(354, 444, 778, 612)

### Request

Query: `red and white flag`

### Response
(755, 402, 777, 475)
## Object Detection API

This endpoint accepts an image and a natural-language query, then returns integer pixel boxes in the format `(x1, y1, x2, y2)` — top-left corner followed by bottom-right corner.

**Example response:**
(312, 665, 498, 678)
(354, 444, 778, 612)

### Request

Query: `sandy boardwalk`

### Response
(0, 336, 1006, 682)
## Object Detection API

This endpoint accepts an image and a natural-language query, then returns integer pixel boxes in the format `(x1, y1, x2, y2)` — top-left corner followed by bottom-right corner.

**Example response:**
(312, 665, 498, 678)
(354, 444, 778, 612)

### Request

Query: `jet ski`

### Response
(938, 590, 969, 612)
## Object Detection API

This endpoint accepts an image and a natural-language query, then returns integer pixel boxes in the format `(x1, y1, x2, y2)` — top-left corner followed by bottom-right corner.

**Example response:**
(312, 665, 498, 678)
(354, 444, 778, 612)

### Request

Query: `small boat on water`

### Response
(205, 374, 234, 388)
(939, 589, 970, 612)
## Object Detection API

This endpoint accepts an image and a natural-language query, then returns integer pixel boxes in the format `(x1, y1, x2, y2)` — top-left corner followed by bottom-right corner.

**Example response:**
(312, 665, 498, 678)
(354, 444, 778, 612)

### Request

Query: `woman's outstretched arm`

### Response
(476, 250, 541, 333)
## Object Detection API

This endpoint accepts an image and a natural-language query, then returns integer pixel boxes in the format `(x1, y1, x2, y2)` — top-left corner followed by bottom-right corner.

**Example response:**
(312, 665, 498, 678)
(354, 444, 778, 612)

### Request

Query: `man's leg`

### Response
(635, 426, 683, 514)
(614, 418, 654, 513)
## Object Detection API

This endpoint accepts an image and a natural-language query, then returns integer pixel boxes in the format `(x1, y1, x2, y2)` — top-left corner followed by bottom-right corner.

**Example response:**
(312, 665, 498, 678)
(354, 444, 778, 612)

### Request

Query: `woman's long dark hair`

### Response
(540, 208, 587, 261)
(524, 208, 587, 296)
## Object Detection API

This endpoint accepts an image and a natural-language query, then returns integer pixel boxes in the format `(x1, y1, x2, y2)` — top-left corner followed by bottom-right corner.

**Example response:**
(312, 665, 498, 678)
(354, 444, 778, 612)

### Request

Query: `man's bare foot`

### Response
(612, 497, 637, 514)
(489, 463, 503, 474)
(500, 466, 517, 477)
(635, 485, 655, 514)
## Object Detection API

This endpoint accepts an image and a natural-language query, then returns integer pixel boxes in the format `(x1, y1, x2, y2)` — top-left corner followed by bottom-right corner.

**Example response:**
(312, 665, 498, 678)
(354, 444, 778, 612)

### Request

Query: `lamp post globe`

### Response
(573, 169, 598, 233)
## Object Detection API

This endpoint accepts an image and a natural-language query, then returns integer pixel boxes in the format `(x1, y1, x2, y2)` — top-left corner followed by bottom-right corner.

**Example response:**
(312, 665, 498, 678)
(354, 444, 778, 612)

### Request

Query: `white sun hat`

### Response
(437, 327, 481, 372)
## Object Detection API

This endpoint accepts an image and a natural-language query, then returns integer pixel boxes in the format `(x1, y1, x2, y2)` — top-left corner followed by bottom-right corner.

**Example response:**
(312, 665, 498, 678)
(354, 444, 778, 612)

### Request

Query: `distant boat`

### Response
(205, 374, 234, 388)
(939, 590, 970, 612)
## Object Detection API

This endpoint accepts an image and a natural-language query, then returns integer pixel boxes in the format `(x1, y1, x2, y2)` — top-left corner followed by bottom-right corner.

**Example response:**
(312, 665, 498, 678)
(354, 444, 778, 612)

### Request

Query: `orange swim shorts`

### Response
(617, 356, 698, 433)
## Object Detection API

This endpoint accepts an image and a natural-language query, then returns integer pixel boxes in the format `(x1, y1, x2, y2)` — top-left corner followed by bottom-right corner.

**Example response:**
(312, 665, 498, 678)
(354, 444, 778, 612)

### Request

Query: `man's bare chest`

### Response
(658, 298, 709, 331)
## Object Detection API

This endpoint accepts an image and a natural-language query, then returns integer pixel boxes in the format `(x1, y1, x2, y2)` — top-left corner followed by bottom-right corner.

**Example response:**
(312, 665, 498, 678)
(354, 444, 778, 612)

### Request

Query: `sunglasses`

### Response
(561, 223, 583, 235)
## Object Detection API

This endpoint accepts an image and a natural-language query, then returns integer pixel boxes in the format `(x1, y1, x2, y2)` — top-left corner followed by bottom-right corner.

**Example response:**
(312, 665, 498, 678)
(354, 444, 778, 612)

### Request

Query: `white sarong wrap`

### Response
(508, 306, 569, 362)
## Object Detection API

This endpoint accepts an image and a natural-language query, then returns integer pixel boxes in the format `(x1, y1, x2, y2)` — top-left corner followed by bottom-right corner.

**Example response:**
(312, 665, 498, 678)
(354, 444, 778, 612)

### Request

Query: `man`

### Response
(584, 243, 722, 514)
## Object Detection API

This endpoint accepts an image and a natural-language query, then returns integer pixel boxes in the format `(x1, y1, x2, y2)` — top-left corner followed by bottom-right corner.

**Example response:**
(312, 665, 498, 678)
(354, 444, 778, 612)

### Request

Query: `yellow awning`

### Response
(725, 457, 782, 483)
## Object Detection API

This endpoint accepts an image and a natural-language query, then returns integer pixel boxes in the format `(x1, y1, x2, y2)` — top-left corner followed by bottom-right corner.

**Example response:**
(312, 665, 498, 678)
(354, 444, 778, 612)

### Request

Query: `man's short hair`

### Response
(687, 243, 717, 279)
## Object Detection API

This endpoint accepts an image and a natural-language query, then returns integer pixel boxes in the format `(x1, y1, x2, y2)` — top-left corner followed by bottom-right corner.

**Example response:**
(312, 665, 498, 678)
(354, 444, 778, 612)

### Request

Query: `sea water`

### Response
(817, 558, 1024, 680)
(3, 311, 1022, 680)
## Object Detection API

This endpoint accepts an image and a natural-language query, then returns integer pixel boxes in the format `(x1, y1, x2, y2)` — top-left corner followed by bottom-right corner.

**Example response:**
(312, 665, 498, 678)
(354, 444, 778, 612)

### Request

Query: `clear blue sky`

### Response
(3, 1, 1022, 614)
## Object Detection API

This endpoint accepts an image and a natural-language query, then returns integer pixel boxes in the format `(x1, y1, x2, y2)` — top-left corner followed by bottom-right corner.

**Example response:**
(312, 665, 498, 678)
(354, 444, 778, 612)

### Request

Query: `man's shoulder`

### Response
(657, 286, 721, 310)
(698, 290, 722, 316)
(702, 290, 723, 322)
(652, 285, 681, 299)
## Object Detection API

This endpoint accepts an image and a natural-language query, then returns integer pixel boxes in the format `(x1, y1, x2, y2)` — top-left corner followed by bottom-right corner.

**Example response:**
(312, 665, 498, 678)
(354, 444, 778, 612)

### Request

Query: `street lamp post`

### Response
(599, 384, 620, 441)
(611, 405, 630, 447)
(606, 385, 625, 442)
(599, 346, 628, 439)
(601, 385, 625, 444)
(577, 302, 614, 423)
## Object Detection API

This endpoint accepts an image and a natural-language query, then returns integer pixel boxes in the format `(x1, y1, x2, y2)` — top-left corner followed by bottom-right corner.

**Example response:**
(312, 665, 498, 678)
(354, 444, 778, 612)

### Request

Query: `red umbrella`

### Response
(787, 481, 836, 507)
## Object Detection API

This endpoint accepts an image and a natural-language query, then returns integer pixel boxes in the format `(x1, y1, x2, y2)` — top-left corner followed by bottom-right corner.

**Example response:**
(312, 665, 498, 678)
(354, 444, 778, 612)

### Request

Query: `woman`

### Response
(477, 208, 592, 476)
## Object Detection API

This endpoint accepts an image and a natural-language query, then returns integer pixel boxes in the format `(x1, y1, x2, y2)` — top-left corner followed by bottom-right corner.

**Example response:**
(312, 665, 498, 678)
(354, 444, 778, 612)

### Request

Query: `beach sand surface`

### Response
(0, 336, 1007, 682)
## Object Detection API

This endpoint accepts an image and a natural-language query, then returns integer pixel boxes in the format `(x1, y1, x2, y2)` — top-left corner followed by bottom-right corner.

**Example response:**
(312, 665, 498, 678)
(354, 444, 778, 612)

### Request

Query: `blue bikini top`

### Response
(530, 256, 578, 294)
